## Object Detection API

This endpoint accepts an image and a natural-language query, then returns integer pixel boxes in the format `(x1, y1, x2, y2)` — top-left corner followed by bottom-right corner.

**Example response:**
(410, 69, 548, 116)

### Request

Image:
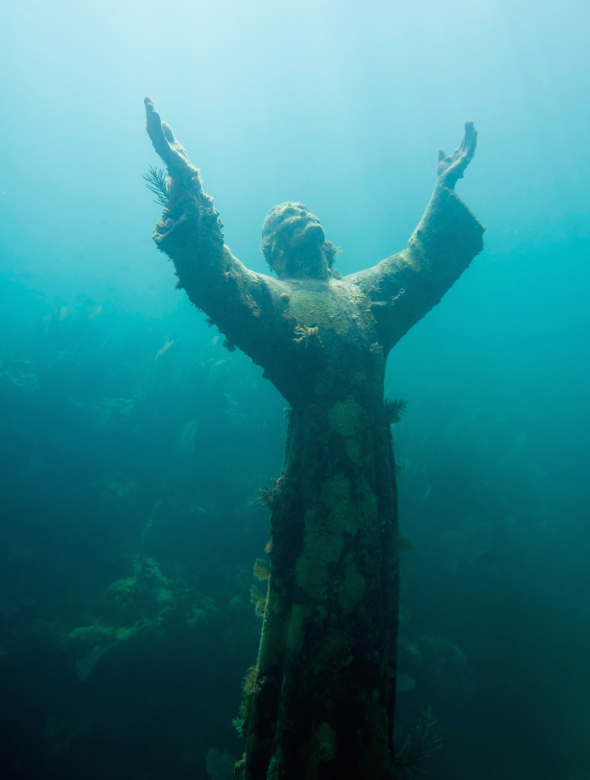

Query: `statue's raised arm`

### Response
(347, 121, 485, 354)
(144, 98, 283, 363)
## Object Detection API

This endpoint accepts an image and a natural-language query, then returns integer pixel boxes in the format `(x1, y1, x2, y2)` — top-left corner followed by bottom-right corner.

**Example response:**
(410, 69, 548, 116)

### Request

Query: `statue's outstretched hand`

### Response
(144, 97, 195, 177)
(436, 121, 477, 190)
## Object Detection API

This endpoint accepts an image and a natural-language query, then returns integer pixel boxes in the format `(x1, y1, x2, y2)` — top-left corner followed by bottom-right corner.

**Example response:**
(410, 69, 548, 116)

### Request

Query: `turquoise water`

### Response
(1, 1, 589, 778)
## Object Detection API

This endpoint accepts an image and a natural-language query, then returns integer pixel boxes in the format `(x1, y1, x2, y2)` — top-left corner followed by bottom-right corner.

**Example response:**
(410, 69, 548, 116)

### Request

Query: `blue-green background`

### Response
(1, 1, 589, 778)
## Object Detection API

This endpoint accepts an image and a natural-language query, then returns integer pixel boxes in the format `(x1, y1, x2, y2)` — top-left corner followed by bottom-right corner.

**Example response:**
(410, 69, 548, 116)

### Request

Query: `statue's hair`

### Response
(261, 202, 340, 273)
(323, 240, 341, 269)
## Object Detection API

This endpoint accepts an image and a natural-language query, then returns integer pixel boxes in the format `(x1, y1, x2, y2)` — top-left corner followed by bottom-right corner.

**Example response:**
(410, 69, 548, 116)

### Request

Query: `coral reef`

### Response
(65, 501, 217, 681)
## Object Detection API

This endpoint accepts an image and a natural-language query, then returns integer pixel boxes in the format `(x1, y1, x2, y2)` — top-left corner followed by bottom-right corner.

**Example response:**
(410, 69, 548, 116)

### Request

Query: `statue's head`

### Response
(261, 202, 340, 280)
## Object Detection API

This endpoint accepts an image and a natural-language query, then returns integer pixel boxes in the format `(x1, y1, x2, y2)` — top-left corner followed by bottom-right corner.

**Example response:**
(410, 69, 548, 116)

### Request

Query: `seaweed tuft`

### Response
(393, 707, 443, 778)
(385, 398, 408, 425)
(142, 165, 169, 207)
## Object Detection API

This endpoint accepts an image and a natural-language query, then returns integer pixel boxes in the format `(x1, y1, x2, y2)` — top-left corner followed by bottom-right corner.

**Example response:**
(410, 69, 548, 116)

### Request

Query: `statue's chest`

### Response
(283, 281, 377, 352)
(277, 282, 383, 401)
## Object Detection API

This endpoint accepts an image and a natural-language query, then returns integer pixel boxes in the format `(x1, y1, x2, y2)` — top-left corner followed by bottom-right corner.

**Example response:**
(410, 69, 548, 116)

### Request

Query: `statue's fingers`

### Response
(162, 122, 176, 144)
(144, 97, 164, 139)
(162, 121, 193, 166)
(144, 97, 192, 173)
(144, 97, 196, 181)
(144, 97, 175, 165)
(462, 120, 478, 159)
(436, 147, 447, 175)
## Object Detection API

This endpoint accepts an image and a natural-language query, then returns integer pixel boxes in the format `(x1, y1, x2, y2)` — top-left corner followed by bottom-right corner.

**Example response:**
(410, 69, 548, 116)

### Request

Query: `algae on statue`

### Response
(144, 97, 484, 780)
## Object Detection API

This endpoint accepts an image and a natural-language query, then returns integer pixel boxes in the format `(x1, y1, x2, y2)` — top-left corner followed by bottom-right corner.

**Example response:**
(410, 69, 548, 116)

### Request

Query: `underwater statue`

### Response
(144, 97, 484, 780)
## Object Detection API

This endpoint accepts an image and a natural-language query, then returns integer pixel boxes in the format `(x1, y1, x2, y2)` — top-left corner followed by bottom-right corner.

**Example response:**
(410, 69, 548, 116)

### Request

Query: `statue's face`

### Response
(261, 203, 332, 280)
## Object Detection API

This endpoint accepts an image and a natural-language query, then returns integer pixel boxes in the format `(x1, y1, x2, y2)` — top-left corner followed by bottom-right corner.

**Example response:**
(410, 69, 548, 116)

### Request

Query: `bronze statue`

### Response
(144, 97, 484, 780)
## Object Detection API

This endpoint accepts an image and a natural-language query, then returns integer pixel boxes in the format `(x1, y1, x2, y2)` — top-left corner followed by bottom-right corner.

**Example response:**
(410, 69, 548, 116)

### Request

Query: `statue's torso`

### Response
(265, 276, 385, 408)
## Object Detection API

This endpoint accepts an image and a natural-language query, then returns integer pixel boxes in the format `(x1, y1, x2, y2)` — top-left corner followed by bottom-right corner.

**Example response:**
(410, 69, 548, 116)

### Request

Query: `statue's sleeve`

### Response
(152, 172, 283, 363)
(346, 182, 484, 352)
(144, 98, 283, 363)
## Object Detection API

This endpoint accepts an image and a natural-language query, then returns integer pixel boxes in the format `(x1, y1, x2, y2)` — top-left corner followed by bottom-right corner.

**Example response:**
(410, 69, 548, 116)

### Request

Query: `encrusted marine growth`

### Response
(258, 477, 285, 512)
(144, 97, 484, 780)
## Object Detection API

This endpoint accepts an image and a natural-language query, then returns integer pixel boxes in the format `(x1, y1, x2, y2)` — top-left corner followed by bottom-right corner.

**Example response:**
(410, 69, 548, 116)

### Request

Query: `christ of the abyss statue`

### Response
(144, 98, 484, 780)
